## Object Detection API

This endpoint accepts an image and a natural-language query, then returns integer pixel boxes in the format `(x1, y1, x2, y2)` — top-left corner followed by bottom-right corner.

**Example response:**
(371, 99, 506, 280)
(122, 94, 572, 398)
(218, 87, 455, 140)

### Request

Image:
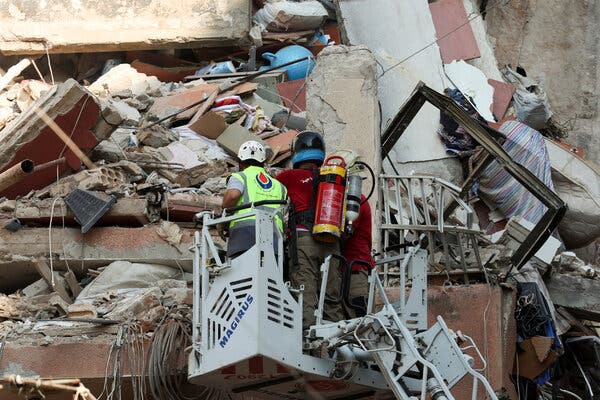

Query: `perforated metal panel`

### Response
(266, 278, 295, 329)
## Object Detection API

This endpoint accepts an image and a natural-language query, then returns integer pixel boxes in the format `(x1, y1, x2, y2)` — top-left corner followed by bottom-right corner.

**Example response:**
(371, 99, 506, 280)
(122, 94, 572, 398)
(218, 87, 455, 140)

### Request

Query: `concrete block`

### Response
(0, 79, 113, 198)
(0, 225, 195, 293)
(104, 287, 161, 321)
(88, 64, 161, 98)
(105, 99, 141, 126)
(216, 122, 270, 156)
(0, 0, 252, 55)
(21, 278, 50, 297)
(547, 273, 600, 321)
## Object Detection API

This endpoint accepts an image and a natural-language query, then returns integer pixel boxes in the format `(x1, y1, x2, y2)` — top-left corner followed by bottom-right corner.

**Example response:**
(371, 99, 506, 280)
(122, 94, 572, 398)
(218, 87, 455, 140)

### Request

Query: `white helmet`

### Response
(237, 140, 267, 163)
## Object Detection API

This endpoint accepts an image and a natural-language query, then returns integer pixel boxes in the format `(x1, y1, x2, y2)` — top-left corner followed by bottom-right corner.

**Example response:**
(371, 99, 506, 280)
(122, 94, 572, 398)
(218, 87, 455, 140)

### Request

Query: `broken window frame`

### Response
(381, 82, 567, 270)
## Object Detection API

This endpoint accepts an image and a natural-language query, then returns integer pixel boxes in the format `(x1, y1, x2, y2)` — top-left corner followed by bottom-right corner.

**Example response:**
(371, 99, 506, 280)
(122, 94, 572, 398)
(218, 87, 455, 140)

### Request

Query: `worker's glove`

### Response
(217, 222, 228, 240)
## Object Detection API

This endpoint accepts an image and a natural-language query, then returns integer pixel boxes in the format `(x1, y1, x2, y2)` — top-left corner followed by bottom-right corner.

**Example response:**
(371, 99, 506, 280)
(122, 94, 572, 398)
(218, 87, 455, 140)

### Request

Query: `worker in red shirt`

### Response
(342, 195, 374, 318)
(276, 131, 344, 329)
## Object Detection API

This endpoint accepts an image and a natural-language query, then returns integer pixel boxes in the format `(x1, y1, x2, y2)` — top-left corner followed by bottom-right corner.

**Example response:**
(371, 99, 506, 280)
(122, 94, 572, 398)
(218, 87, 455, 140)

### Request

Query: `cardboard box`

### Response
(188, 111, 227, 139)
(512, 336, 559, 380)
(216, 121, 271, 157)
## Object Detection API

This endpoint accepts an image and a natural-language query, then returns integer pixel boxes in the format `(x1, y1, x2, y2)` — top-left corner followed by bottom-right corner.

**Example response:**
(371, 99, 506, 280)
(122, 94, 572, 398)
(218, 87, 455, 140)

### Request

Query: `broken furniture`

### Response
(381, 82, 567, 272)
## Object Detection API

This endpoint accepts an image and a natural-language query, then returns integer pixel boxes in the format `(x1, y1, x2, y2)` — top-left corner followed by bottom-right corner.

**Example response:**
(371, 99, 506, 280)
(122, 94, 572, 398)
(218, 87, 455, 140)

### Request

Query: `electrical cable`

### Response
(45, 44, 55, 86)
(377, 0, 510, 79)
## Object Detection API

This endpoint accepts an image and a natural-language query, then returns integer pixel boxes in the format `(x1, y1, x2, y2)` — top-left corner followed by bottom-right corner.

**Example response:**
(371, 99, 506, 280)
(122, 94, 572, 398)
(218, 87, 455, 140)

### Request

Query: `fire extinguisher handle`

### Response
(323, 155, 346, 167)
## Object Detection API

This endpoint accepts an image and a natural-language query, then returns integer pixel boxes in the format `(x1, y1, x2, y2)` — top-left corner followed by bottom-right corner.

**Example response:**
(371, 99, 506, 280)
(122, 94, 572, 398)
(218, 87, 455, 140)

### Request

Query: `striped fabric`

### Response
(477, 120, 555, 224)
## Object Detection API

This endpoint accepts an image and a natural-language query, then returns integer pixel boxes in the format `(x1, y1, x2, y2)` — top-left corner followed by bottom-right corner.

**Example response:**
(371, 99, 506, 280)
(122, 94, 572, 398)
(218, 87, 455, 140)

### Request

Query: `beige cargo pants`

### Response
(343, 270, 369, 319)
(290, 231, 344, 329)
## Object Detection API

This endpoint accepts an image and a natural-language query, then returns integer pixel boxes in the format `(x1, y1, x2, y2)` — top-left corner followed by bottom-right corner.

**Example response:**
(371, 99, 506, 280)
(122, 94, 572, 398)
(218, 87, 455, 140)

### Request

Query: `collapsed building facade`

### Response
(0, 0, 598, 399)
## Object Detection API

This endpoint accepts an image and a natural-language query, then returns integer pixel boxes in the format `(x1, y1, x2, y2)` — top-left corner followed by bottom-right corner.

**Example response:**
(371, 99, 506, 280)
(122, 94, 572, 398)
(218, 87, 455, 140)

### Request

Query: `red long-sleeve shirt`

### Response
(276, 167, 315, 230)
(343, 196, 374, 271)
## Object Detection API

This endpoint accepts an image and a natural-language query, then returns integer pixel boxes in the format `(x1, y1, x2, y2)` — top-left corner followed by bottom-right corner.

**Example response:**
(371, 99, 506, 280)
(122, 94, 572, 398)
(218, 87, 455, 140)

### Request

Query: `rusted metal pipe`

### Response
(0, 159, 34, 192)
(33, 157, 66, 172)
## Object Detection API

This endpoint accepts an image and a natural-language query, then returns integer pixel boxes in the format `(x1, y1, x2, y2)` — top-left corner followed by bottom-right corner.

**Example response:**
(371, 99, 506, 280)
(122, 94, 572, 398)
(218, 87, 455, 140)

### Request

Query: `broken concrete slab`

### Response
(307, 46, 380, 173)
(0, 79, 116, 198)
(104, 287, 162, 321)
(35, 160, 144, 198)
(0, 0, 253, 55)
(21, 278, 51, 297)
(11, 196, 149, 227)
(546, 273, 600, 321)
(162, 192, 223, 221)
(0, 225, 195, 293)
(172, 159, 230, 187)
(104, 99, 141, 126)
(136, 125, 178, 148)
(88, 64, 162, 98)
(78, 261, 185, 301)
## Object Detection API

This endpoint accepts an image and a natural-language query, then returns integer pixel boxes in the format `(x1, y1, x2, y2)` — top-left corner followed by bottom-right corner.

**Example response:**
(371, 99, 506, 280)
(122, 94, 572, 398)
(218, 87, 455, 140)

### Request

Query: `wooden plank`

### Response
(33, 260, 73, 304)
(147, 84, 218, 121)
(184, 70, 287, 82)
(64, 270, 82, 298)
(187, 89, 220, 126)
(429, 0, 480, 63)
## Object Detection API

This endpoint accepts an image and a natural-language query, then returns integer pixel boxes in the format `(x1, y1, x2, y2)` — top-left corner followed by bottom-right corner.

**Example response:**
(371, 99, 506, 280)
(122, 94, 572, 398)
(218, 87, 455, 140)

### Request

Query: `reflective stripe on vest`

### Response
(229, 166, 287, 231)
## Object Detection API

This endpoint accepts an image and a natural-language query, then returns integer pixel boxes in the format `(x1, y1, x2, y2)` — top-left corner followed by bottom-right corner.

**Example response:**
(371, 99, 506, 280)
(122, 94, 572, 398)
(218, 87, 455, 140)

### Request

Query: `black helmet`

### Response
(291, 131, 325, 168)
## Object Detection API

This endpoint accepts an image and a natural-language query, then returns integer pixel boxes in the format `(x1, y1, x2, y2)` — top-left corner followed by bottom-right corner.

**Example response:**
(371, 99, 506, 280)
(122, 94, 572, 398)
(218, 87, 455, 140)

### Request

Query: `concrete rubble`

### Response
(0, 1, 598, 399)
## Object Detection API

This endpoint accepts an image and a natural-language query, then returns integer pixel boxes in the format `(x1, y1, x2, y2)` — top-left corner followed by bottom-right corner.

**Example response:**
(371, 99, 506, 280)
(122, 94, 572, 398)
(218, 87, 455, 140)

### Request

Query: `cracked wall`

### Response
(485, 0, 600, 161)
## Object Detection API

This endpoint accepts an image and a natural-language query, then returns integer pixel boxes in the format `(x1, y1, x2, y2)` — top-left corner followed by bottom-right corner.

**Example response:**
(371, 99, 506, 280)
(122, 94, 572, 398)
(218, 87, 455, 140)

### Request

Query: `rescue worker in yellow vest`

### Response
(221, 140, 287, 258)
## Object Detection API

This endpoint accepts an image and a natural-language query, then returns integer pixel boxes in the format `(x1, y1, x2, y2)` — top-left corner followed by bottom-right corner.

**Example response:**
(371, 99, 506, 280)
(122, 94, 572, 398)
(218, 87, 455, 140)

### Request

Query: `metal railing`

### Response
(379, 175, 484, 285)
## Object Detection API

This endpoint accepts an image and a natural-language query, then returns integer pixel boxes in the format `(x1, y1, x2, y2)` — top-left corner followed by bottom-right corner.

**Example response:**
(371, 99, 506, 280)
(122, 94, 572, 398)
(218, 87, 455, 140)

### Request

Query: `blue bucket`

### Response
(262, 45, 315, 81)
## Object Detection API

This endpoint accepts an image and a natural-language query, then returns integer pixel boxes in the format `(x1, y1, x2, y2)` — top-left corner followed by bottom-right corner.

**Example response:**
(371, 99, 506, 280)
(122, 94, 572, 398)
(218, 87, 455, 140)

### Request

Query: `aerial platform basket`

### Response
(189, 204, 499, 400)
(188, 205, 390, 399)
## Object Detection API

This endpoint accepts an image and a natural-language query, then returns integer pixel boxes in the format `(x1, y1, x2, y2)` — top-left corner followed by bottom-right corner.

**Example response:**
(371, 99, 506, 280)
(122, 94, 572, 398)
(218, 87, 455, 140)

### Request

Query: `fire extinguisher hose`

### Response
(352, 161, 376, 204)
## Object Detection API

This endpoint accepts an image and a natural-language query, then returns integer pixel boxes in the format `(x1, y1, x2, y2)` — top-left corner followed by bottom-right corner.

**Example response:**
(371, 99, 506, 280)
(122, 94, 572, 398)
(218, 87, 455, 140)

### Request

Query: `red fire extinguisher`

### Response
(312, 156, 347, 243)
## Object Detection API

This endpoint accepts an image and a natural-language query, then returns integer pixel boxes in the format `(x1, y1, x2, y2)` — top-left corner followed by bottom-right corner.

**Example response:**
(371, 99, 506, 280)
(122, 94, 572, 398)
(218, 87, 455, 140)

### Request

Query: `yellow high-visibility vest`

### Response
(228, 166, 287, 231)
